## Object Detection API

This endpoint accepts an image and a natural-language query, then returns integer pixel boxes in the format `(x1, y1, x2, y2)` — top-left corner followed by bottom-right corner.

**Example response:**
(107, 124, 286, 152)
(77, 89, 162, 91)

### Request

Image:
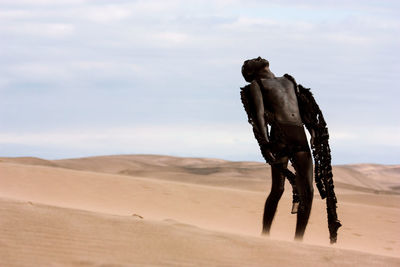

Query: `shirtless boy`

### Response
(241, 57, 315, 240)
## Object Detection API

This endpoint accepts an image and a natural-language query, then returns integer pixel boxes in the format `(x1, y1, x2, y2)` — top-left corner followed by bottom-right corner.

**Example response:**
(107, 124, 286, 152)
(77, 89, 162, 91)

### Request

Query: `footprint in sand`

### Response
(132, 214, 143, 219)
(140, 185, 151, 190)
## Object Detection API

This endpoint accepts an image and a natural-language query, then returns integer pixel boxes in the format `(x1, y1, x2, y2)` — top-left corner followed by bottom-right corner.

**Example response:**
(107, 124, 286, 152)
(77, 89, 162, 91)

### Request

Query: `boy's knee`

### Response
(306, 184, 314, 196)
(298, 184, 313, 203)
(270, 185, 284, 200)
(276, 184, 285, 196)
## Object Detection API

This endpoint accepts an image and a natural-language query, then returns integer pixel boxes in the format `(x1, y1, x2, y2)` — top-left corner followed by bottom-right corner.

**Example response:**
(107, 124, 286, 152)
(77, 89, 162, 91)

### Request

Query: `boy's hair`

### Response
(241, 57, 269, 82)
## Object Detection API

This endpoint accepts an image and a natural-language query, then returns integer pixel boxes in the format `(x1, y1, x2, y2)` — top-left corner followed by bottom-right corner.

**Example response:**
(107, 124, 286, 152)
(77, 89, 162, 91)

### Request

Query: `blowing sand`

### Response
(0, 155, 399, 266)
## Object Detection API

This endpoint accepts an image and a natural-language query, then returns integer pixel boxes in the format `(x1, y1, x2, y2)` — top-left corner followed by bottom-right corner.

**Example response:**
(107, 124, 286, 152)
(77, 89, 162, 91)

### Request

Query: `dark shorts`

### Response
(270, 122, 310, 158)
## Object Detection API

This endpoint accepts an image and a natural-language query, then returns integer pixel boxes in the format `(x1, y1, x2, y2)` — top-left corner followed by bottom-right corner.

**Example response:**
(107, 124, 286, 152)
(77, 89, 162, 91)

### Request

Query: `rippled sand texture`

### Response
(1, 155, 399, 266)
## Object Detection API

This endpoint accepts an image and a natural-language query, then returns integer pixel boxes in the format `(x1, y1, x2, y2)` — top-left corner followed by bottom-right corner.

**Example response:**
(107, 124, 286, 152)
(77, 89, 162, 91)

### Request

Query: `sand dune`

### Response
(2, 155, 399, 193)
(0, 155, 399, 266)
(1, 198, 399, 267)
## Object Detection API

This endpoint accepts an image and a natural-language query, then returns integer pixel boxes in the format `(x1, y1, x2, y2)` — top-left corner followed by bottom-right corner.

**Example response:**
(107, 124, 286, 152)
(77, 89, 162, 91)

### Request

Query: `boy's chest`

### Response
(260, 79, 295, 101)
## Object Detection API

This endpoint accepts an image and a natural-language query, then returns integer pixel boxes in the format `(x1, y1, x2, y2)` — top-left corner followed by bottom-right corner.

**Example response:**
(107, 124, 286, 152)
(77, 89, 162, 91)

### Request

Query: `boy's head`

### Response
(241, 56, 270, 82)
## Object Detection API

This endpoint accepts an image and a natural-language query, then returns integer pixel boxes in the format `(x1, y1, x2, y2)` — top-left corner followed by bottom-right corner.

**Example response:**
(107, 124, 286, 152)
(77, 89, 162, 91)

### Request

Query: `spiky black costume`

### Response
(240, 74, 341, 243)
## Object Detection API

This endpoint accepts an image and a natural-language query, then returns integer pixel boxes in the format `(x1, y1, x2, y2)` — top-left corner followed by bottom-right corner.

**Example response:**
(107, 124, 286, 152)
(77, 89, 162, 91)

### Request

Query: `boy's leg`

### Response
(292, 151, 313, 240)
(262, 157, 288, 234)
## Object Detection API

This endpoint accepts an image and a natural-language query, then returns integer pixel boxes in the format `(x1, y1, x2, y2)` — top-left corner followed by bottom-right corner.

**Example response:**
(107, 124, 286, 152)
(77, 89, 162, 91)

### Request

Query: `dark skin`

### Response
(247, 58, 315, 241)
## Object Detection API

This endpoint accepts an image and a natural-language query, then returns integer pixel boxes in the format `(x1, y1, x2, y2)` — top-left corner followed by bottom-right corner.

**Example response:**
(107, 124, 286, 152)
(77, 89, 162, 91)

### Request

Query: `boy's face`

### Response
(242, 57, 270, 82)
(255, 57, 269, 71)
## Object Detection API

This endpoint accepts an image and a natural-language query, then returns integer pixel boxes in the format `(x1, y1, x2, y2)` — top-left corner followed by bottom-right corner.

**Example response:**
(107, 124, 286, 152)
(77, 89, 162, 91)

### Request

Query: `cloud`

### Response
(0, 0, 399, 164)
(85, 5, 132, 23)
(323, 33, 371, 45)
(0, 124, 259, 160)
(2, 60, 144, 87)
(0, 0, 86, 5)
(0, 9, 32, 19)
(7, 62, 72, 81)
(0, 23, 74, 38)
(1, 123, 399, 163)
(151, 32, 190, 45)
(0, 124, 250, 146)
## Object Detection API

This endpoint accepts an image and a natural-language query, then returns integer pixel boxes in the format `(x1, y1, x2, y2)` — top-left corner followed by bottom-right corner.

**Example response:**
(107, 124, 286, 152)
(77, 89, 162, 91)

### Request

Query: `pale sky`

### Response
(1, 0, 399, 164)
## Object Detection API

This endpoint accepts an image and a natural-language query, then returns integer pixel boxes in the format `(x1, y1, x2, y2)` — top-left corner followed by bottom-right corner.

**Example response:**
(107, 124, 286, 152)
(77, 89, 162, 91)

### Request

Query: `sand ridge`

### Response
(2, 154, 399, 194)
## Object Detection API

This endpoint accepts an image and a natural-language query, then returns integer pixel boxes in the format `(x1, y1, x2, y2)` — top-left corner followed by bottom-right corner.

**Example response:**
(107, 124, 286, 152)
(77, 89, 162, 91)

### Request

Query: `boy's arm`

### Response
(248, 81, 276, 162)
(248, 81, 268, 142)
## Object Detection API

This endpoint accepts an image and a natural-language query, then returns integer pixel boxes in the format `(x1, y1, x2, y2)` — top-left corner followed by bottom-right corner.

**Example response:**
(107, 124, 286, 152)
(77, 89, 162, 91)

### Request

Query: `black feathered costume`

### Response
(240, 74, 341, 243)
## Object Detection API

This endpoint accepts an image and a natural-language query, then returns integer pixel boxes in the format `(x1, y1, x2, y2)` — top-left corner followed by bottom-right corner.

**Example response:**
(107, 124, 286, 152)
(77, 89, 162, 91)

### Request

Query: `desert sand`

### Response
(0, 155, 399, 266)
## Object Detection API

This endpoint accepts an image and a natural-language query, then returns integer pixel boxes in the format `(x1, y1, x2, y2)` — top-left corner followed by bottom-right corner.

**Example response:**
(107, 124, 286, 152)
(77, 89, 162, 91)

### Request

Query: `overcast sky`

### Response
(1, 0, 399, 164)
